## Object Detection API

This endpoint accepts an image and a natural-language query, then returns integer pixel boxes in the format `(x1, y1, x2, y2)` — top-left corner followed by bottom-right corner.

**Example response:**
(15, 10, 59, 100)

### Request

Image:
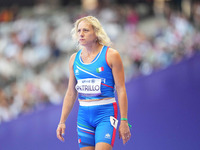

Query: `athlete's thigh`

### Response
(77, 106, 95, 148)
(95, 142, 112, 150)
(80, 146, 95, 150)
(95, 118, 117, 148)
(95, 103, 118, 147)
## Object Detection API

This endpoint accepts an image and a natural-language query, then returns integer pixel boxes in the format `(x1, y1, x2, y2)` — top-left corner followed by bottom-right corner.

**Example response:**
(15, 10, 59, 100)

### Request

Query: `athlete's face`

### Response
(77, 20, 97, 46)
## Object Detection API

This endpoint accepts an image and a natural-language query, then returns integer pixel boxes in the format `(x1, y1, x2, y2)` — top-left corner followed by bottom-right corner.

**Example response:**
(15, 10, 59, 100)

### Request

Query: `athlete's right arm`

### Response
(56, 53, 78, 142)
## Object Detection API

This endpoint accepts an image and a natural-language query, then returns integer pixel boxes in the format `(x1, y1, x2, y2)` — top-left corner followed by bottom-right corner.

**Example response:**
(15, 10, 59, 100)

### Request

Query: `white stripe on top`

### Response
(76, 65, 106, 83)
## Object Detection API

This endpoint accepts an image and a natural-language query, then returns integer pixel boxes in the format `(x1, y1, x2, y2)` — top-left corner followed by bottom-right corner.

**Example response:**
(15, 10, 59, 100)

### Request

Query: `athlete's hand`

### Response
(56, 123, 66, 142)
(119, 121, 131, 144)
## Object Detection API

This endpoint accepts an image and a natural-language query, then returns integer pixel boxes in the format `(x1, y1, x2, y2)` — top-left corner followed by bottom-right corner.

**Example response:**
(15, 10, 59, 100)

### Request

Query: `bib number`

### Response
(110, 116, 118, 129)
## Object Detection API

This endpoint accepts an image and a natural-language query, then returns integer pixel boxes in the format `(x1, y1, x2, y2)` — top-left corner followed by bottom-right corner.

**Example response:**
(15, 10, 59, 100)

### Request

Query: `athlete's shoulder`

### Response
(107, 48, 122, 68)
(69, 52, 77, 67)
(107, 47, 120, 56)
(70, 52, 77, 60)
(107, 48, 121, 60)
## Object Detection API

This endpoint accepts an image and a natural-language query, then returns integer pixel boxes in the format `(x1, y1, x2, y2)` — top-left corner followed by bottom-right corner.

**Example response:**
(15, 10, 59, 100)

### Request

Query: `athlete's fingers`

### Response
(56, 127, 65, 142)
(124, 132, 130, 138)
(57, 132, 64, 142)
(122, 133, 128, 142)
(119, 130, 122, 139)
(56, 128, 61, 139)
(122, 137, 129, 144)
(121, 131, 131, 144)
(60, 124, 66, 140)
(122, 136, 128, 144)
(61, 127, 65, 136)
(119, 127, 127, 140)
(119, 121, 131, 144)
(60, 136, 65, 142)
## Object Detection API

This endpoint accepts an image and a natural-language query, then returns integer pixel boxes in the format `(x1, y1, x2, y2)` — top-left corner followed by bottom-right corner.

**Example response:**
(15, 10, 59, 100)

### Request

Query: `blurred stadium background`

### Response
(0, 0, 200, 150)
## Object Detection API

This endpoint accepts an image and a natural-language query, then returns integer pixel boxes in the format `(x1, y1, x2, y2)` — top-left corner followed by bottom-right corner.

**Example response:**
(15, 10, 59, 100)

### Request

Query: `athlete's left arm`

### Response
(107, 48, 131, 144)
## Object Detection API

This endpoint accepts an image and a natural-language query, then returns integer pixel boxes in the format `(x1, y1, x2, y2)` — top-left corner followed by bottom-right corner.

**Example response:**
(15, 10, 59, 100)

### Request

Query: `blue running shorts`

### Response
(77, 102, 118, 148)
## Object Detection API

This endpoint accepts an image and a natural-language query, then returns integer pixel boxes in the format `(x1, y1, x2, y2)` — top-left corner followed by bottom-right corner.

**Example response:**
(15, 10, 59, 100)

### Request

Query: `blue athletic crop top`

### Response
(73, 46, 115, 100)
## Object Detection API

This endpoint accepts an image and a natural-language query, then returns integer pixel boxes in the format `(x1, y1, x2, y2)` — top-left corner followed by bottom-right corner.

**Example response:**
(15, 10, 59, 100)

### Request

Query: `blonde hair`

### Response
(71, 16, 112, 49)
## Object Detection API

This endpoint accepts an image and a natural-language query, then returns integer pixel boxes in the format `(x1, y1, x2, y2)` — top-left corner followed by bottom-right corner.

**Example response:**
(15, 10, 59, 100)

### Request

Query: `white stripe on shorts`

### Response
(77, 125, 95, 133)
(79, 98, 116, 106)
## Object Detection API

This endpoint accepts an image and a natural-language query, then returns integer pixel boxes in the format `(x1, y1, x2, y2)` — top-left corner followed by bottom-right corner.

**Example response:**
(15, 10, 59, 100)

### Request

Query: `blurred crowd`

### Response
(0, 2, 200, 123)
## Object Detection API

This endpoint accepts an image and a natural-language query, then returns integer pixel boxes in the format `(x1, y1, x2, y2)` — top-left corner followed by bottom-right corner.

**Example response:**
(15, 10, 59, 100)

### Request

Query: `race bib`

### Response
(110, 116, 118, 129)
(75, 78, 101, 96)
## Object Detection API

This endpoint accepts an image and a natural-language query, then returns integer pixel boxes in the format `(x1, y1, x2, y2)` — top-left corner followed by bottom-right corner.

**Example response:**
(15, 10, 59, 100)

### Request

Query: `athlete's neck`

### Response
(82, 44, 103, 56)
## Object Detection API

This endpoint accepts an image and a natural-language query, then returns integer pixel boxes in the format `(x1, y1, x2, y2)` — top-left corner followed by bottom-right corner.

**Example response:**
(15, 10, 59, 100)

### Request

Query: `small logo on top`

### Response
(75, 69, 79, 75)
